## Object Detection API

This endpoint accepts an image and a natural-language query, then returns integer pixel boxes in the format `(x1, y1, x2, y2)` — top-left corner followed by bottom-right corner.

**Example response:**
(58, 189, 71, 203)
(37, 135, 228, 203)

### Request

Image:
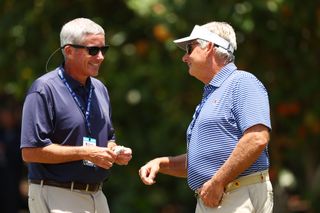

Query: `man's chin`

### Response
(89, 70, 99, 77)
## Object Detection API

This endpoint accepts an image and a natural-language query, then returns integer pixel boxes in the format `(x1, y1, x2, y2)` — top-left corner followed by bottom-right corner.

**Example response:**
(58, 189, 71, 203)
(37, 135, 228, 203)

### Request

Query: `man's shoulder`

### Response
(28, 70, 59, 94)
(230, 70, 262, 84)
(231, 70, 267, 93)
(233, 70, 256, 78)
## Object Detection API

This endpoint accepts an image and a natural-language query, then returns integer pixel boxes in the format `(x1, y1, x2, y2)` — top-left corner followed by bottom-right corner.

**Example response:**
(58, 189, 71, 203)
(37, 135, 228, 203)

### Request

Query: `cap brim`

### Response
(173, 25, 235, 53)
(173, 36, 197, 50)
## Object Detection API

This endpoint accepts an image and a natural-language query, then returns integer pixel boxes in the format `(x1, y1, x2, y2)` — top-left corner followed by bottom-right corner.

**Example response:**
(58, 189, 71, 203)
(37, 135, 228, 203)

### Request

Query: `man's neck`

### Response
(64, 64, 87, 85)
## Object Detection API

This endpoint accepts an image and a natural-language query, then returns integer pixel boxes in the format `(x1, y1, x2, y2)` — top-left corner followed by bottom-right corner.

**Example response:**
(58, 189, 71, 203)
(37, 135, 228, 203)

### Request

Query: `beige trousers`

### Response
(195, 180, 273, 213)
(28, 183, 110, 213)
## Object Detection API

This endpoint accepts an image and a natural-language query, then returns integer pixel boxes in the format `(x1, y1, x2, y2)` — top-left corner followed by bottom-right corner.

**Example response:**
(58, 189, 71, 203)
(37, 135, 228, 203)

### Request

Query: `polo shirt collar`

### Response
(59, 65, 93, 91)
(208, 63, 237, 88)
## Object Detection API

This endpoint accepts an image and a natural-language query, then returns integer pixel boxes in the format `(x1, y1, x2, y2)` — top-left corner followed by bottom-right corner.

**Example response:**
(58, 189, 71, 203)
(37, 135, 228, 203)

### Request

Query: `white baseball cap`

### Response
(173, 25, 235, 53)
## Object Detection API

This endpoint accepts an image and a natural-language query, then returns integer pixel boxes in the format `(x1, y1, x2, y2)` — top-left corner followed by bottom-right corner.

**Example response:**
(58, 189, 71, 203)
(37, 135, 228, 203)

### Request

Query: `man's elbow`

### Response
(253, 132, 269, 149)
(21, 148, 34, 163)
(246, 124, 270, 148)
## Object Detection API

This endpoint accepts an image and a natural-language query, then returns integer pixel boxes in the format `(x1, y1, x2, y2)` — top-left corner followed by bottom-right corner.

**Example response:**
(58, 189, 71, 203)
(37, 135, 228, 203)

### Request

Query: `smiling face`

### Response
(182, 41, 220, 84)
(64, 33, 106, 84)
(182, 42, 210, 82)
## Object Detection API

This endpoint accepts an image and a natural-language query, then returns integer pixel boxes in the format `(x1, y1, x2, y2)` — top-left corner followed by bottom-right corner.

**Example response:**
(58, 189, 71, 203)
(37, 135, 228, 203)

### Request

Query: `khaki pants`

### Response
(195, 180, 273, 213)
(28, 183, 110, 213)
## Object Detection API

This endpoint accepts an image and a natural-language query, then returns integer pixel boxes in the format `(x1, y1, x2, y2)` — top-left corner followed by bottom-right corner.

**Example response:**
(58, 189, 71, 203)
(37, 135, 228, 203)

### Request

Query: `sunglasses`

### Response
(186, 42, 199, 55)
(67, 44, 110, 56)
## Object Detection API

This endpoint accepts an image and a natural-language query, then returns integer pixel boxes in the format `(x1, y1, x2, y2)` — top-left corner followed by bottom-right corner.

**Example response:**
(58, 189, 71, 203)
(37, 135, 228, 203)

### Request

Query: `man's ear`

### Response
(63, 45, 72, 56)
(206, 42, 215, 53)
(63, 45, 77, 60)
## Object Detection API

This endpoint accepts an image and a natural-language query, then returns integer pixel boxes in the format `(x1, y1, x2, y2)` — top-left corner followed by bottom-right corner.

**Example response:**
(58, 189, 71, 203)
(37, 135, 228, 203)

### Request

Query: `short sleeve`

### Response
(232, 74, 271, 133)
(20, 92, 54, 148)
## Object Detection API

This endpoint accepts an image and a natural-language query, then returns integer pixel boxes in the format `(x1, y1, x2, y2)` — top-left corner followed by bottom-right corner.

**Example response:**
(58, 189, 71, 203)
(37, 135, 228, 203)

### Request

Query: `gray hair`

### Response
(60, 18, 105, 48)
(199, 22, 237, 63)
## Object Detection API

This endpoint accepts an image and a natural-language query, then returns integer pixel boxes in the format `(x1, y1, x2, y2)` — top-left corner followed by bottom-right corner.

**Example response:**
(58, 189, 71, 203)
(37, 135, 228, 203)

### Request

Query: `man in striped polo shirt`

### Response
(139, 21, 273, 213)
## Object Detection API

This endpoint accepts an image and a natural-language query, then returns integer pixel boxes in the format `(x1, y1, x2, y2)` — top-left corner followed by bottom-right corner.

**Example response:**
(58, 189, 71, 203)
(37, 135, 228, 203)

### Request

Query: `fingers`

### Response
(122, 147, 132, 155)
(113, 146, 132, 155)
(113, 146, 132, 165)
(199, 188, 224, 208)
(97, 158, 114, 169)
(139, 165, 157, 185)
(86, 147, 117, 169)
(115, 153, 132, 165)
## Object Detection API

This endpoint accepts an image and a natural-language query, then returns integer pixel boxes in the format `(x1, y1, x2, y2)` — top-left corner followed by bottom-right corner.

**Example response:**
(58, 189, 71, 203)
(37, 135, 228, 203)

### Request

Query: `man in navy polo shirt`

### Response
(20, 18, 132, 213)
(139, 21, 273, 213)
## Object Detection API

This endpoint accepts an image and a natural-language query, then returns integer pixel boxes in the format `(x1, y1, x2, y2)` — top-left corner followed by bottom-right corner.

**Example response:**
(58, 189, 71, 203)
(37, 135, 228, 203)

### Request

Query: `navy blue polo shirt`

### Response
(187, 63, 271, 190)
(20, 66, 115, 183)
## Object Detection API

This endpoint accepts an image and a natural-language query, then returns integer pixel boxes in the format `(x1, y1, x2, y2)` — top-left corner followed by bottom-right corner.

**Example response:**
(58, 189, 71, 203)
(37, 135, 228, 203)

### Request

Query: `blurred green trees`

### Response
(1, 0, 320, 212)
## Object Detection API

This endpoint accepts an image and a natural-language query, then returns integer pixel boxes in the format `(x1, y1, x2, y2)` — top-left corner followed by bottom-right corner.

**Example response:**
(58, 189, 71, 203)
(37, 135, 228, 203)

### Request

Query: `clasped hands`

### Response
(85, 143, 132, 169)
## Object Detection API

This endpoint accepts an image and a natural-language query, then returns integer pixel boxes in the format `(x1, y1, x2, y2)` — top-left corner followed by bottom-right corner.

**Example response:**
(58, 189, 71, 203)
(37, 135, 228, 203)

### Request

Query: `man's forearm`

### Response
(158, 154, 187, 178)
(213, 125, 270, 186)
(22, 144, 85, 164)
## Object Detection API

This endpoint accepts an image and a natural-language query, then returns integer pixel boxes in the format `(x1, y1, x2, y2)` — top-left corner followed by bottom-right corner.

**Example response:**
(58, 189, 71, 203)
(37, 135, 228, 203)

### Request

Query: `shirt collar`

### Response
(208, 63, 237, 87)
(58, 65, 93, 91)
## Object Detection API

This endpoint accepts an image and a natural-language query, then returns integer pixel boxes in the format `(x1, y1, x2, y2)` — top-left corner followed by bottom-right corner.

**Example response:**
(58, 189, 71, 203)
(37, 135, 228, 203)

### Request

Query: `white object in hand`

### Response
(114, 146, 125, 155)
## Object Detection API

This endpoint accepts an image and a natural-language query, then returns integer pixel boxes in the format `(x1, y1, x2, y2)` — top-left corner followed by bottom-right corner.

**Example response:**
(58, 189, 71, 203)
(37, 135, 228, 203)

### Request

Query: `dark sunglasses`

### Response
(186, 41, 221, 55)
(67, 44, 110, 56)
(186, 42, 199, 55)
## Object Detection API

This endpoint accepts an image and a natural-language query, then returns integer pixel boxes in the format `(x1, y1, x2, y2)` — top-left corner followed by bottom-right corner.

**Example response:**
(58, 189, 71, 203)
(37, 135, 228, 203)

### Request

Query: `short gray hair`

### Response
(200, 22, 237, 62)
(60, 18, 105, 47)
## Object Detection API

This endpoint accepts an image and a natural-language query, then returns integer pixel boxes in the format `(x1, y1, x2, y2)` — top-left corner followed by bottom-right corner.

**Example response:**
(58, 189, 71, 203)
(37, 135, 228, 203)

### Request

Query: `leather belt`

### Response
(225, 170, 270, 193)
(29, 179, 102, 192)
(194, 170, 270, 197)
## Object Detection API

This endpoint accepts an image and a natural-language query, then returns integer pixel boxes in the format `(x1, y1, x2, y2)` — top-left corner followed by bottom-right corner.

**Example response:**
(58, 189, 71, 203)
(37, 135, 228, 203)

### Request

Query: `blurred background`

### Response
(0, 0, 319, 212)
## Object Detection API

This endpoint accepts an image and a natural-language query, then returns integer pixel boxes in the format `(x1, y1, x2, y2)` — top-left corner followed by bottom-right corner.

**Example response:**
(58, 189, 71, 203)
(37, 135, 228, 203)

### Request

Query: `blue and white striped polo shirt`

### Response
(186, 63, 271, 191)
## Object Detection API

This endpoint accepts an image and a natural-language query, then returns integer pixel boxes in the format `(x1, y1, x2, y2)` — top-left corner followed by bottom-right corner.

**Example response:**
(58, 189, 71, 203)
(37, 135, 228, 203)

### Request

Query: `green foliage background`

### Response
(1, 0, 320, 212)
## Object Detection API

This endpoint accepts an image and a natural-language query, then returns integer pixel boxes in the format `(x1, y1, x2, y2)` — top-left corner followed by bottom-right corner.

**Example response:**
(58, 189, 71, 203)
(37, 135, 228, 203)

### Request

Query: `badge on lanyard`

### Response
(83, 137, 96, 167)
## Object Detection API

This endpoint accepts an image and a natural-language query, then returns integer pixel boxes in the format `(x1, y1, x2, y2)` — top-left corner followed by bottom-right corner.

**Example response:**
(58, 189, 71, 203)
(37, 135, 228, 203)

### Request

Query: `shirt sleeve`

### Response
(20, 91, 54, 148)
(232, 73, 271, 133)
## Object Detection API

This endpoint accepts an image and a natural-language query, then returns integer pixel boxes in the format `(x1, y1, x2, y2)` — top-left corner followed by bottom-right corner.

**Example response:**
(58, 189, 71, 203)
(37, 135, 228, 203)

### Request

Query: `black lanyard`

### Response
(58, 69, 93, 137)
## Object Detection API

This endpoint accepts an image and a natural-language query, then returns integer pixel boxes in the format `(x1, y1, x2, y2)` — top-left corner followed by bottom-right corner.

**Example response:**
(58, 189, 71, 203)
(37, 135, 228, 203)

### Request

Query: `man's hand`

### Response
(198, 178, 225, 208)
(113, 146, 132, 165)
(139, 159, 161, 185)
(85, 146, 117, 169)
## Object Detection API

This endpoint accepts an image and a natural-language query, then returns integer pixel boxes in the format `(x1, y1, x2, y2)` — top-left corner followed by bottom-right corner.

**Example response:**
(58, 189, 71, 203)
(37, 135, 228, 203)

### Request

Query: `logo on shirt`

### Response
(212, 99, 219, 104)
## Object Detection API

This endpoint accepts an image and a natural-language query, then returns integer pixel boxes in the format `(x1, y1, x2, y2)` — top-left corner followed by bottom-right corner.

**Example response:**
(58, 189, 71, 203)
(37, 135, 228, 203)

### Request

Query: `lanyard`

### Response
(58, 69, 93, 136)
